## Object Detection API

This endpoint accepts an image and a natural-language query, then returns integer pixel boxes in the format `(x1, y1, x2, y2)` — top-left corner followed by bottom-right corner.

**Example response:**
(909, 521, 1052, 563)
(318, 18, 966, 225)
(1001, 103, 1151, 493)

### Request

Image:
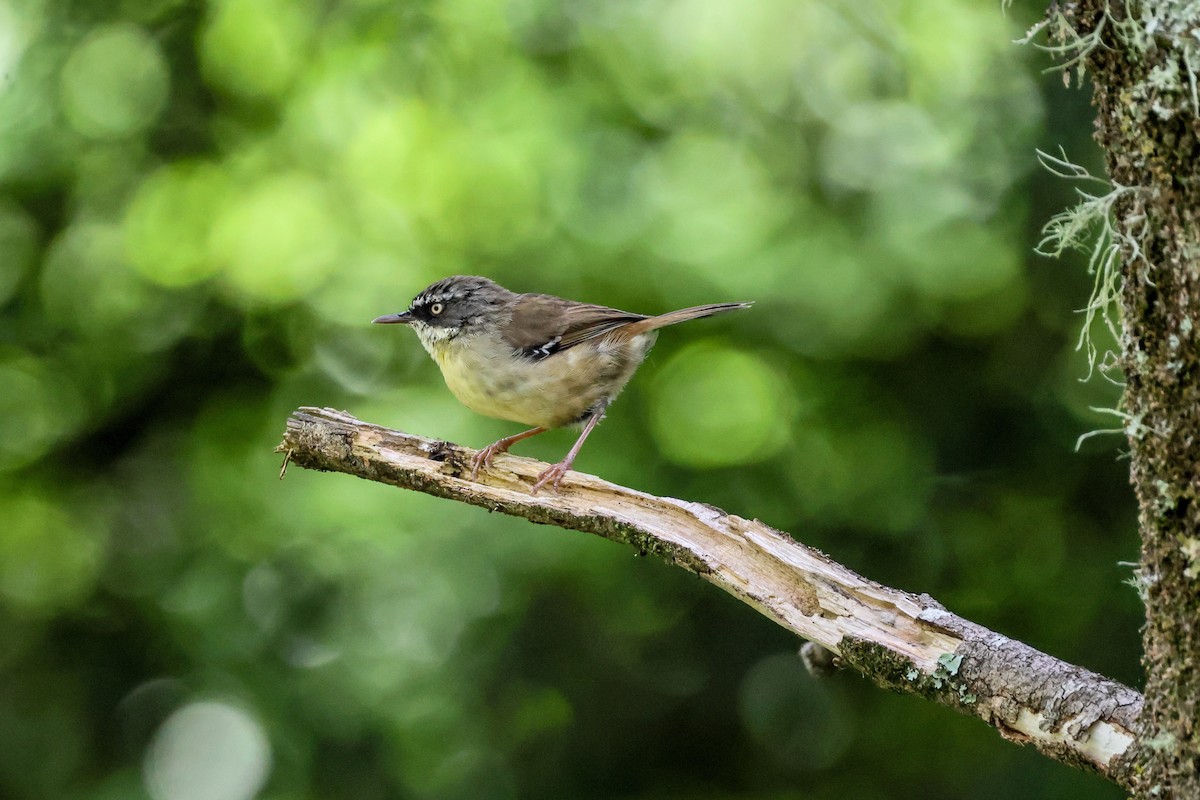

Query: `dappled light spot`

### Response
(341, 97, 547, 255)
(656, 0, 809, 113)
(210, 173, 341, 304)
(59, 24, 168, 139)
(820, 101, 952, 193)
(651, 341, 794, 467)
(125, 162, 231, 287)
(144, 701, 272, 800)
(641, 132, 783, 265)
(0, 1, 37, 82)
(0, 488, 107, 612)
(199, 0, 310, 99)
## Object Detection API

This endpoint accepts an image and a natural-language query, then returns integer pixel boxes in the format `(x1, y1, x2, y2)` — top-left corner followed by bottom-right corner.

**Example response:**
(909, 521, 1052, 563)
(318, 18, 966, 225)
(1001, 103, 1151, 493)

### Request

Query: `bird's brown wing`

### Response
(502, 294, 646, 359)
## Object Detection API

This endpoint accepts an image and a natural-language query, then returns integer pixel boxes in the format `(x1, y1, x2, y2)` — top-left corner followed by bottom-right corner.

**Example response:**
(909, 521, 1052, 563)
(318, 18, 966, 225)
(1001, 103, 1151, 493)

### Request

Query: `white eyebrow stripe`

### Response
(415, 291, 468, 307)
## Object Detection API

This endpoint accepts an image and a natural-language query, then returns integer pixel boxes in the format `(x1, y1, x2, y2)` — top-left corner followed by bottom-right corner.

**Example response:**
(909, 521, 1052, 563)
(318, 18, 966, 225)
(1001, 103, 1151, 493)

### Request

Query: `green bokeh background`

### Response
(0, 1, 1138, 798)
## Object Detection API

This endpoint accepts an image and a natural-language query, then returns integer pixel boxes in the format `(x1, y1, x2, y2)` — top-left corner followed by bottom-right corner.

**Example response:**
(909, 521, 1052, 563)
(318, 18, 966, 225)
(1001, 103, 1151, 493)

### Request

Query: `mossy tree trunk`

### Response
(1067, 1, 1200, 795)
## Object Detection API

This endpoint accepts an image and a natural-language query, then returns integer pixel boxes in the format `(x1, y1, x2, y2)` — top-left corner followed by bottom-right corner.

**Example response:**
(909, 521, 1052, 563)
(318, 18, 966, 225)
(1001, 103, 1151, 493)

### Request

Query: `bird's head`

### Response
(373, 275, 515, 353)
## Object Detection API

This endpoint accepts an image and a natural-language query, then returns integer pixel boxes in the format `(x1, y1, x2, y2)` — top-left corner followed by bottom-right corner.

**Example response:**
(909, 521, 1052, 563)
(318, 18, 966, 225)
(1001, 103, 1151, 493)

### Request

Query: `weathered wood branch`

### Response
(277, 406, 1143, 788)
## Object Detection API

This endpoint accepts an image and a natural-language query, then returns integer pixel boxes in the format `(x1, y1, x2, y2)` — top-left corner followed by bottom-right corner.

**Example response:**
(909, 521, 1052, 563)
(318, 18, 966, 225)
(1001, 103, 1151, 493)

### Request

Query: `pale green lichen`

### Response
(1180, 536, 1200, 579)
(1019, 3, 1196, 421)
(1033, 148, 1141, 380)
(1153, 479, 1178, 514)
(1017, 0, 1200, 117)
(839, 641, 977, 708)
(1075, 405, 1166, 451)
(937, 652, 963, 677)
(1015, 3, 1112, 82)
(1142, 729, 1181, 751)
(931, 653, 976, 704)
(1122, 0, 1200, 116)
(1120, 560, 1155, 600)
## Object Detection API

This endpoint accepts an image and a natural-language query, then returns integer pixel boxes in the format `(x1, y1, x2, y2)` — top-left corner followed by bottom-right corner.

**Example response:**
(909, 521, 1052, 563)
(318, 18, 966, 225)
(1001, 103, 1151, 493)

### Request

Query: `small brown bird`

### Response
(374, 276, 750, 493)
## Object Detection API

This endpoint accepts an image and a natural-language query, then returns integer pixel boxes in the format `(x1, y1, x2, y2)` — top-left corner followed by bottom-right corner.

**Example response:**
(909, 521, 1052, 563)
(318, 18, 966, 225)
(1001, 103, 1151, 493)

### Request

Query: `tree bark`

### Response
(277, 407, 1143, 789)
(1058, 1, 1200, 795)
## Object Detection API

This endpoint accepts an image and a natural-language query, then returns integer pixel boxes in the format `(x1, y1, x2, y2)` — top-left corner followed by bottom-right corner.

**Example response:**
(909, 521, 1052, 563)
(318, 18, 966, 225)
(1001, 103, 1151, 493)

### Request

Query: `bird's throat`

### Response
(413, 324, 461, 361)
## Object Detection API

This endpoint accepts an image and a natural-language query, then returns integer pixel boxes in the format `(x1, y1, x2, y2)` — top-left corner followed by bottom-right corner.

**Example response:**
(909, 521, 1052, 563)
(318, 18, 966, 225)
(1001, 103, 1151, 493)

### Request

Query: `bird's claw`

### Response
(470, 444, 503, 480)
(531, 462, 571, 495)
(472, 446, 571, 494)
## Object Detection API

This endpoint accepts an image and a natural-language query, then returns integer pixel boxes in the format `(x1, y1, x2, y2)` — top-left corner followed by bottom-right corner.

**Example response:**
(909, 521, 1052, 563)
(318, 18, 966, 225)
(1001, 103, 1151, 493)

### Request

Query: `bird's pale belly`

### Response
(429, 333, 653, 429)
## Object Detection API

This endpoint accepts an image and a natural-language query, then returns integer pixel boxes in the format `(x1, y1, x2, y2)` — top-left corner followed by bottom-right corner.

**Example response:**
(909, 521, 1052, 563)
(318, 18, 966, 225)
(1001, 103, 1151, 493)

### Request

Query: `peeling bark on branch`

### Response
(277, 407, 1143, 788)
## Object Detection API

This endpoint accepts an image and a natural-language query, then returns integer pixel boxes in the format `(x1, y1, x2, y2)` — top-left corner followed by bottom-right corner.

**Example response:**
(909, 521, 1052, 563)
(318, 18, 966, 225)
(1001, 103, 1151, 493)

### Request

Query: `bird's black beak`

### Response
(372, 311, 413, 324)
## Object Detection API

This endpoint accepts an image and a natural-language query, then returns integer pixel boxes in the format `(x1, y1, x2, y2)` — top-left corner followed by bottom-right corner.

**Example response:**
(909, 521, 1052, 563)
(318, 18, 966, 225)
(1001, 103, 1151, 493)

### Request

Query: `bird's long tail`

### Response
(619, 302, 752, 337)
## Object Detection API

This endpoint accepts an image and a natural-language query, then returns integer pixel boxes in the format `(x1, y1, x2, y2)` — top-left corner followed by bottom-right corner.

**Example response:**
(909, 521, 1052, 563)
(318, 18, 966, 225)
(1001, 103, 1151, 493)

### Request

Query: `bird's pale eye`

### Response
(430, 302, 444, 315)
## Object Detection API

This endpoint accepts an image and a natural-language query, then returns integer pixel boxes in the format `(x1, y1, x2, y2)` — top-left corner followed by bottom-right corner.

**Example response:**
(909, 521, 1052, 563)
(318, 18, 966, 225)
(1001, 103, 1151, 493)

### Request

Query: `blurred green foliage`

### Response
(0, 0, 1138, 798)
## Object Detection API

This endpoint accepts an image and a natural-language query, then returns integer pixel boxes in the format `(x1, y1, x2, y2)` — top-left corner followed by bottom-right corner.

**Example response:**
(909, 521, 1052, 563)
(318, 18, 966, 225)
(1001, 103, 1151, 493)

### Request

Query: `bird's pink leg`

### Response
(471, 427, 547, 480)
(531, 411, 605, 494)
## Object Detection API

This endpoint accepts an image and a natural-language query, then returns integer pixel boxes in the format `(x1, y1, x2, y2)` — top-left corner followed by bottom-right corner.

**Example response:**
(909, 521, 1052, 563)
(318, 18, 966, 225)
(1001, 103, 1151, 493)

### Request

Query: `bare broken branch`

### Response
(277, 406, 1143, 788)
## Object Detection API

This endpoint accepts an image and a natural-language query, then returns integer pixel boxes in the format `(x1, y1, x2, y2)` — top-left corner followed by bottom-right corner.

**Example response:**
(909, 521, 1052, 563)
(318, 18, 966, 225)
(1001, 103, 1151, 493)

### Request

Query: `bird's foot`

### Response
(469, 427, 548, 481)
(470, 442, 509, 480)
(531, 461, 572, 495)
